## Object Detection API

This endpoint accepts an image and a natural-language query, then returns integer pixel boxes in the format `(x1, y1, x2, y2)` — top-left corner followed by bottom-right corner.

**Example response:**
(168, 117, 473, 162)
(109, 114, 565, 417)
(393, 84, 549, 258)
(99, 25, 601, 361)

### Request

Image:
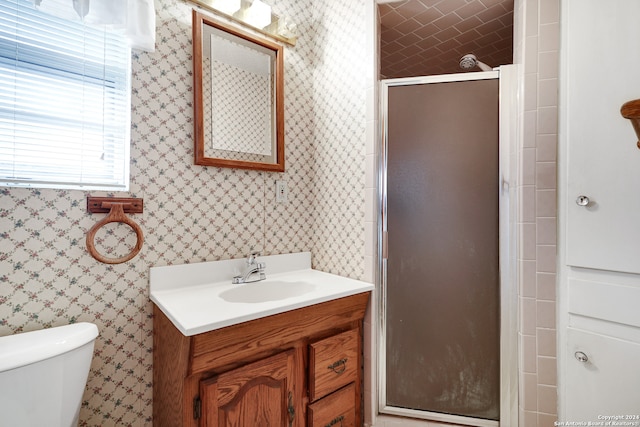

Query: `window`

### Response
(0, 0, 131, 190)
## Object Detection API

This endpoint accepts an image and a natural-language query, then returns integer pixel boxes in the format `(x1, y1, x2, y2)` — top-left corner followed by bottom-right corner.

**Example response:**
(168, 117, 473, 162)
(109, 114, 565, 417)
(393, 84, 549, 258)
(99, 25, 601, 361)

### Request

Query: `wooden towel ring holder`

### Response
(86, 197, 144, 264)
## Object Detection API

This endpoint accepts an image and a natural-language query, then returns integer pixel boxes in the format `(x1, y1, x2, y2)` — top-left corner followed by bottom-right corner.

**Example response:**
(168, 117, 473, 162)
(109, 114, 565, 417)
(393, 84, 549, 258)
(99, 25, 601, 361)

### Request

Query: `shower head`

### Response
(459, 54, 492, 72)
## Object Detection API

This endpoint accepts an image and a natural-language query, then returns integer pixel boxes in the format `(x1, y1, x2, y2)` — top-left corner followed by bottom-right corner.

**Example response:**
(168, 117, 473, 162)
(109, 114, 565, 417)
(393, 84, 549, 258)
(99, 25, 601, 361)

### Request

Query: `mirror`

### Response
(192, 10, 284, 171)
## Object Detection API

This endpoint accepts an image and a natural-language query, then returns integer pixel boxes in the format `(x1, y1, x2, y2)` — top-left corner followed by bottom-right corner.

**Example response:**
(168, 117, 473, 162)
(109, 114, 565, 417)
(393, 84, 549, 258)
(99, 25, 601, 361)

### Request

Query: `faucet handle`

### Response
(247, 251, 261, 265)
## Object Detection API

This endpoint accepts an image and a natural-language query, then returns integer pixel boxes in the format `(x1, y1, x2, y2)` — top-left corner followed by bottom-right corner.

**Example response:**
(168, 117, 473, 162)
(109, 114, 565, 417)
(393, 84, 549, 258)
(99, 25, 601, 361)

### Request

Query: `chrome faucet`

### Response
(232, 252, 266, 284)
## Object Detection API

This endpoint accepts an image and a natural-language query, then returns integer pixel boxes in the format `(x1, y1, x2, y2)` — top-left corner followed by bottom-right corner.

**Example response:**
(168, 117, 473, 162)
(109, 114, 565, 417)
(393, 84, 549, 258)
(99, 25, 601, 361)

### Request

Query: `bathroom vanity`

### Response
(150, 253, 373, 426)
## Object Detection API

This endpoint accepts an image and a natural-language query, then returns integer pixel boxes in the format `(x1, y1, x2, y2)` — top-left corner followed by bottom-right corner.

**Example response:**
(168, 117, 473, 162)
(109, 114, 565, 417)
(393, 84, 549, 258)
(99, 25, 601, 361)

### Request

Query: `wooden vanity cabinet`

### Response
(153, 292, 370, 427)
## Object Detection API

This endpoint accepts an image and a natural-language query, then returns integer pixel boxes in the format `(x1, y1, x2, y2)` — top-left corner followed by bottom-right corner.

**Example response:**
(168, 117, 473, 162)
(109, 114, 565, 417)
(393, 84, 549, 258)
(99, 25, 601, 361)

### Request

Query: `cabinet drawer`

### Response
(309, 329, 358, 401)
(308, 383, 356, 427)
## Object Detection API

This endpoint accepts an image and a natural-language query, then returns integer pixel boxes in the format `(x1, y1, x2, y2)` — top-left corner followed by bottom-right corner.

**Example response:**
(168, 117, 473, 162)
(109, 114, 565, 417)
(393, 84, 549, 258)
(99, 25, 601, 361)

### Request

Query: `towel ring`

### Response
(86, 201, 144, 264)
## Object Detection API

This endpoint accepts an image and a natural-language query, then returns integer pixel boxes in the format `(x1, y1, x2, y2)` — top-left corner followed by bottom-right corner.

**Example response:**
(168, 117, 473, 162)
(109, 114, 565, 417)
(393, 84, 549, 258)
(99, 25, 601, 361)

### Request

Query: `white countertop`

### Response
(149, 252, 374, 336)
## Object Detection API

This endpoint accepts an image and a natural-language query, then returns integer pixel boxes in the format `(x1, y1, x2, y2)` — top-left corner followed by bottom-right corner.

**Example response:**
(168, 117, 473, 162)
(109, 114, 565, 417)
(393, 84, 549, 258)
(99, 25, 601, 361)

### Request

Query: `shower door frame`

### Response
(377, 66, 519, 427)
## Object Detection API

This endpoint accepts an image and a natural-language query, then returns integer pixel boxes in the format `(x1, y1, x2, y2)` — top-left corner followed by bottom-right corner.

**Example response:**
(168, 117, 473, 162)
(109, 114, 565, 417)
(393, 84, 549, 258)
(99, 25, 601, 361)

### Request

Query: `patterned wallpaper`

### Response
(0, 0, 369, 425)
(309, 1, 367, 278)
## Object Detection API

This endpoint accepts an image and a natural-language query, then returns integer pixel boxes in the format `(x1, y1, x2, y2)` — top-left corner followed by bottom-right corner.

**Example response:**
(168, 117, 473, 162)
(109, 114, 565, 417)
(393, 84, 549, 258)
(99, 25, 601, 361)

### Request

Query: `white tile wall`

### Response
(514, 0, 560, 424)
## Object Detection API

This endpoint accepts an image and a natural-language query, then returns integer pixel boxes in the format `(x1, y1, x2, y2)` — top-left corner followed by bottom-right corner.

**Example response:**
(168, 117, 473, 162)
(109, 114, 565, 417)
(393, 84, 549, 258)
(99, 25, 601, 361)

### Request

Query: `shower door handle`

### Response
(501, 176, 510, 194)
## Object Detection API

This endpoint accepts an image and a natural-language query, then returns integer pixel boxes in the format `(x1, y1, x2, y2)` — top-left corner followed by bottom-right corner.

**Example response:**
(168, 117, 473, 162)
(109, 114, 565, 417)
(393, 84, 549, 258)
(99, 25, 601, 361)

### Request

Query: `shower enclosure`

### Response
(378, 68, 518, 427)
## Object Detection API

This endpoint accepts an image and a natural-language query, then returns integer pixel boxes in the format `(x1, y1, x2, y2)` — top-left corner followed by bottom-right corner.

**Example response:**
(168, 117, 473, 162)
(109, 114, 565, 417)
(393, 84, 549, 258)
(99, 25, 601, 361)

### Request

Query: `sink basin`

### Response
(219, 281, 316, 303)
(150, 252, 374, 335)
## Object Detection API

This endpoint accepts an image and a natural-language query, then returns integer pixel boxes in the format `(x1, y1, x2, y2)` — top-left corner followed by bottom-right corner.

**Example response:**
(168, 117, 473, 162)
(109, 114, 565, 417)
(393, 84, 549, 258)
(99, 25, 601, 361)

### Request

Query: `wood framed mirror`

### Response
(192, 10, 284, 171)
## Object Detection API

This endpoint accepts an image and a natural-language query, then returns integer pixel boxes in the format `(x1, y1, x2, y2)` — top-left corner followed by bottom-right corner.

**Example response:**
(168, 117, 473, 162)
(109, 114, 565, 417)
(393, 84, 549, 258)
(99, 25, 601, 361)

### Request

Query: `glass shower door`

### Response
(383, 75, 500, 423)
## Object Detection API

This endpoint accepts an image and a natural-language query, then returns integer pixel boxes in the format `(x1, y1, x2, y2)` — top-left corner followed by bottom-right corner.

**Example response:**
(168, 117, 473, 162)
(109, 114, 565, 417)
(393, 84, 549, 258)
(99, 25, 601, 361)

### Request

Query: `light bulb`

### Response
(211, 0, 241, 16)
(244, 0, 272, 29)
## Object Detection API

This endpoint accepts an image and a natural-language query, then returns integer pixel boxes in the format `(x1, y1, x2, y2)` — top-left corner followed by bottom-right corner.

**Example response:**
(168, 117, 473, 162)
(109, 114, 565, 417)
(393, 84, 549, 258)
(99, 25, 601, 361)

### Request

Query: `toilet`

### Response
(0, 322, 99, 427)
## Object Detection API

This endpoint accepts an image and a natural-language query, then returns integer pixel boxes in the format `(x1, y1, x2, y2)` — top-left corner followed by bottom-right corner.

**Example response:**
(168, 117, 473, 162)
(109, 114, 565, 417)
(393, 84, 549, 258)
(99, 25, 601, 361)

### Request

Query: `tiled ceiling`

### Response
(379, 0, 514, 78)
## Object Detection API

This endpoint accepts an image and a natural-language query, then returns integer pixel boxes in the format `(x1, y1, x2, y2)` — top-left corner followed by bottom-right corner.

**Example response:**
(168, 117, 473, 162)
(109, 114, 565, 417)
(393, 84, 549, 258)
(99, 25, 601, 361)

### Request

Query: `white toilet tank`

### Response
(0, 322, 99, 427)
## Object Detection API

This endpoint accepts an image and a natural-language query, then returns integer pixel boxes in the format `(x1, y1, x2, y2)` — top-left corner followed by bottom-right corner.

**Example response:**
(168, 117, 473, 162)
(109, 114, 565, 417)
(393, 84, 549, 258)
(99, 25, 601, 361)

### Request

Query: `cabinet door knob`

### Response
(288, 391, 295, 427)
(576, 195, 590, 206)
(575, 351, 589, 363)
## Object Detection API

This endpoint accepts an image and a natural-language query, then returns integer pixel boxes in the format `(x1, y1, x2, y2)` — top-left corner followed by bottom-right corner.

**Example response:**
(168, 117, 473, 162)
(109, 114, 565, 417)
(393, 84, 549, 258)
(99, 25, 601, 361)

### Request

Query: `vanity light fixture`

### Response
(210, 0, 240, 16)
(186, 0, 297, 45)
(243, 0, 272, 29)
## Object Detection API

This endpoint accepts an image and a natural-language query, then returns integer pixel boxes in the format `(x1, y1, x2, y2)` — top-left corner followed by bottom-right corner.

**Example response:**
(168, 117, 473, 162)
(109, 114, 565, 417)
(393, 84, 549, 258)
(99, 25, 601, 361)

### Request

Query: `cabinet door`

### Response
(200, 350, 298, 426)
(566, 328, 640, 420)
(564, 0, 640, 274)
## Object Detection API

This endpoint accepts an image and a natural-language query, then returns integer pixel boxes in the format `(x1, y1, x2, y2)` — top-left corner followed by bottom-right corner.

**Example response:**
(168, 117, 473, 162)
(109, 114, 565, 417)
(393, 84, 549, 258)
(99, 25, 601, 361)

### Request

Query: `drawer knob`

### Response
(327, 358, 347, 374)
(325, 415, 344, 427)
(575, 351, 589, 363)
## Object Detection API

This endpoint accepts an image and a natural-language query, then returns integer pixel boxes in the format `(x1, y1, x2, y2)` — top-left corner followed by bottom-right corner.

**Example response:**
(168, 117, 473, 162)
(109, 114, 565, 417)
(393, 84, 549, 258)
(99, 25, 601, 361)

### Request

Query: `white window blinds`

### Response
(0, 0, 131, 190)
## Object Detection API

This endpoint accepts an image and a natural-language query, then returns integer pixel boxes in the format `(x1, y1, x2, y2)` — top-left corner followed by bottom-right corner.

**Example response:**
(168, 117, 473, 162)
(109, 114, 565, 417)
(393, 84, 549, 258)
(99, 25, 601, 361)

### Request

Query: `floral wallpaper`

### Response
(0, 0, 369, 425)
